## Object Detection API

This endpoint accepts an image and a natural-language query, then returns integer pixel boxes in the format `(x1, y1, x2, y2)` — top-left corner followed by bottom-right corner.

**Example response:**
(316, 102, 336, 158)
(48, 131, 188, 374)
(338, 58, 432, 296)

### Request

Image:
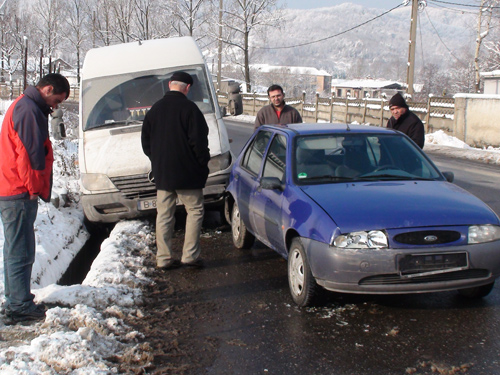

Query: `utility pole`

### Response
(217, 0, 223, 92)
(406, 0, 419, 97)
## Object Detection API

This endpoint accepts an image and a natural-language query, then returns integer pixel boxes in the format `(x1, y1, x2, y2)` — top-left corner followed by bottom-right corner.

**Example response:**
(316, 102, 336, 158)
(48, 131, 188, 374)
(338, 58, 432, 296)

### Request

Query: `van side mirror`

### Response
(51, 109, 66, 140)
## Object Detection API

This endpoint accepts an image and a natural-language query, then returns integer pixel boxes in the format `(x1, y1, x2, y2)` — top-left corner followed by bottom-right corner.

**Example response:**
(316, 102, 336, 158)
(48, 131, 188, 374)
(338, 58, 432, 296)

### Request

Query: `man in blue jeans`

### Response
(0, 73, 70, 324)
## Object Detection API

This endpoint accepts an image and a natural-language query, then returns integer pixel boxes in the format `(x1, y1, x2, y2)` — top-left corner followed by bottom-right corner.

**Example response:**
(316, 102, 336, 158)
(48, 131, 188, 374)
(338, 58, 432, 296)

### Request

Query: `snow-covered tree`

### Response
(223, 0, 282, 92)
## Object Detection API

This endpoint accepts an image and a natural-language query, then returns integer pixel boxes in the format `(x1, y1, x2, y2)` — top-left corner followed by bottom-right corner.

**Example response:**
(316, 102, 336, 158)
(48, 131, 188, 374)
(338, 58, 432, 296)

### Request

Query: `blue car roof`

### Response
(259, 123, 397, 136)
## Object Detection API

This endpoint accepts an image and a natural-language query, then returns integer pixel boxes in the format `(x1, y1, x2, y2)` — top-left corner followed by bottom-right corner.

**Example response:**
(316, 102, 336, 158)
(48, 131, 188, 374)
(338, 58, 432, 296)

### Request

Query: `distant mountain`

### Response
(251, 2, 476, 80)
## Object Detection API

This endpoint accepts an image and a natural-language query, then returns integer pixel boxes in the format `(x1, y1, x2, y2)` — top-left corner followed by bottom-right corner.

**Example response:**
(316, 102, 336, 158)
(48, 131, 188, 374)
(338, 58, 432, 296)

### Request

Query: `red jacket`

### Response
(0, 86, 53, 201)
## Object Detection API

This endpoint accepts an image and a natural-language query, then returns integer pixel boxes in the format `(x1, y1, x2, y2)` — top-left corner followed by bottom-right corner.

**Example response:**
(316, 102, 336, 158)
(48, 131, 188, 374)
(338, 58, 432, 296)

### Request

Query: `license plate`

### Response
(398, 252, 468, 277)
(138, 198, 157, 211)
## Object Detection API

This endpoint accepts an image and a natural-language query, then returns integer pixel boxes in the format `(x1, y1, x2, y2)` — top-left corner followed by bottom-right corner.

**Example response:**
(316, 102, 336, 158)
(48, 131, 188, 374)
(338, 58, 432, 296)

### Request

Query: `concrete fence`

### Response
(219, 91, 500, 147)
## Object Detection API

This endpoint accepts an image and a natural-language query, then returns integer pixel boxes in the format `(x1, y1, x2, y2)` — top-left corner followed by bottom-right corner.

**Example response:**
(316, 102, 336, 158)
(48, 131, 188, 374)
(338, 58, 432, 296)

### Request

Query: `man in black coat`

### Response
(386, 93, 425, 149)
(142, 71, 210, 269)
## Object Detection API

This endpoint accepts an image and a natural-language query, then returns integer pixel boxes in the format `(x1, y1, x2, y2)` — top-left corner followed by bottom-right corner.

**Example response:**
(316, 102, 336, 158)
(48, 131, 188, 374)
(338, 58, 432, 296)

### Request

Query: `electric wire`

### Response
(253, 3, 404, 50)
(424, 7, 469, 66)
(430, 0, 500, 9)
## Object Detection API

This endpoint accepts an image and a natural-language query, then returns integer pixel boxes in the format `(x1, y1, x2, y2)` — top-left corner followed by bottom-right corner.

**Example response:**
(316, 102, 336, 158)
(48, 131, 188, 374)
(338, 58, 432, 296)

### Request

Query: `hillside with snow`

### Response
(251, 2, 476, 79)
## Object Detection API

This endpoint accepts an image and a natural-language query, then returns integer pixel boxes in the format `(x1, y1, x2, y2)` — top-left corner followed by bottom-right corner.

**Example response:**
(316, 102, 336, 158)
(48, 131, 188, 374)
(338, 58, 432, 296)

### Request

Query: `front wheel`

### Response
(457, 282, 494, 298)
(288, 238, 317, 307)
(231, 202, 255, 249)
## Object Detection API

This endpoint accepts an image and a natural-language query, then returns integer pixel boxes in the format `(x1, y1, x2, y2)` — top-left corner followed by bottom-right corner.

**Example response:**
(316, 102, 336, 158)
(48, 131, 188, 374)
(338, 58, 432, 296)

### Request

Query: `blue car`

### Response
(225, 123, 500, 307)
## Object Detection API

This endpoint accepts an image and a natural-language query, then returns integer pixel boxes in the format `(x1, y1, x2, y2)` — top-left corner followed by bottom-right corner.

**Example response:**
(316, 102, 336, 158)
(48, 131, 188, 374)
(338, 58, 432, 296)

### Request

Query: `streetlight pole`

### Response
(23, 36, 27, 90)
(406, 0, 419, 97)
(217, 0, 223, 92)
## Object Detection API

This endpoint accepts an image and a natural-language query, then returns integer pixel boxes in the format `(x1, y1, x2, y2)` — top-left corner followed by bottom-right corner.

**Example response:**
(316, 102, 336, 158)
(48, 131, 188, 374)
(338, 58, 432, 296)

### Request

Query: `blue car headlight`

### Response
(333, 230, 388, 249)
(468, 225, 500, 244)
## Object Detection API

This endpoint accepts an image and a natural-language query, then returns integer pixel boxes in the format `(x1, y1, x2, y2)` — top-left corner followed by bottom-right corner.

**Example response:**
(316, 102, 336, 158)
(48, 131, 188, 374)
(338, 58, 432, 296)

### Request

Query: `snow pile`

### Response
(0, 102, 156, 373)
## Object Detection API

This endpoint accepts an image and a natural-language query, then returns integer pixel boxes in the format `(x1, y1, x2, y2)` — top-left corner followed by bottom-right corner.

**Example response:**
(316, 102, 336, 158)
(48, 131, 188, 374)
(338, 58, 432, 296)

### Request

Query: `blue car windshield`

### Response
(294, 133, 442, 184)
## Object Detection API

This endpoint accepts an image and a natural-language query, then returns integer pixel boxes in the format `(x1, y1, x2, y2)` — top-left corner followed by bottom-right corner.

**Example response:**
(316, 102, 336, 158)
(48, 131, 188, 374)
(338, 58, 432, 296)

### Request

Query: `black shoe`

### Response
(4, 304, 46, 325)
(181, 259, 204, 269)
(157, 259, 181, 270)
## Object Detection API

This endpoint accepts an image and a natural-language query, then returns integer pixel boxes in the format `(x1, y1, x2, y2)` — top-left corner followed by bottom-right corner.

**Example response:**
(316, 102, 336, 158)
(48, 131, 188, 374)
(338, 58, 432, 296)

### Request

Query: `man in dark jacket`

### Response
(141, 71, 210, 270)
(386, 93, 425, 149)
(0, 73, 70, 324)
(254, 84, 302, 130)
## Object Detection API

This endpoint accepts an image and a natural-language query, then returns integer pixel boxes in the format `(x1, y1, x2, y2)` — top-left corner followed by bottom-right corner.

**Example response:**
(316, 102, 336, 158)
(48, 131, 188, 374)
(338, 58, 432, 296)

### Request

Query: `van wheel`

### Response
(288, 238, 317, 307)
(231, 202, 254, 249)
(458, 282, 494, 298)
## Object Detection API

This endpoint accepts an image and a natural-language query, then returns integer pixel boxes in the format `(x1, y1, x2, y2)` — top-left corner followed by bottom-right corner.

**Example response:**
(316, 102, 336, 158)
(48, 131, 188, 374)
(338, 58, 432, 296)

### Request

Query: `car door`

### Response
(235, 130, 273, 233)
(251, 133, 287, 254)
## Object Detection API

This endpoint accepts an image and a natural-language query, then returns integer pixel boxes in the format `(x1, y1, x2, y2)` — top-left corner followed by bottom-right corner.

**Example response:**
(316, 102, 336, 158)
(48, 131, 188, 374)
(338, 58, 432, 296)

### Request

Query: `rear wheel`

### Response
(288, 238, 317, 307)
(231, 202, 255, 249)
(457, 282, 494, 298)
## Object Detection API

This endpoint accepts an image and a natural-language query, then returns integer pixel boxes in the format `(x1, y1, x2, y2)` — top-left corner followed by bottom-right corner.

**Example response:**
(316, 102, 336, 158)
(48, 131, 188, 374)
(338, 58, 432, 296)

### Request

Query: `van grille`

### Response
(110, 174, 156, 199)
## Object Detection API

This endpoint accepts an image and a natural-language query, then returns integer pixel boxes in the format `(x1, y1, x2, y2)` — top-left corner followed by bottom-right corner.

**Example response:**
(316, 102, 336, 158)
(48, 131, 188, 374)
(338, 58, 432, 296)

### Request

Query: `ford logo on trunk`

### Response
(424, 235, 438, 242)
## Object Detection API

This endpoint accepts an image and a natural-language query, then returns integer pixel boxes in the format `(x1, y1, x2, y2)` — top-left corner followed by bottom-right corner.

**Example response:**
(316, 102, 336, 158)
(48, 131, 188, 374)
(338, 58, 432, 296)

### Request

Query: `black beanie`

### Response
(389, 93, 408, 109)
(170, 71, 194, 85)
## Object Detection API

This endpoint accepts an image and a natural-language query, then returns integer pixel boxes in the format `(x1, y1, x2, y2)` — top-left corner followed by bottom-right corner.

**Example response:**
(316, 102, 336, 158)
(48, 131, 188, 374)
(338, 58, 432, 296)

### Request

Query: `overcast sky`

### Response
(279, 0, 477, 10)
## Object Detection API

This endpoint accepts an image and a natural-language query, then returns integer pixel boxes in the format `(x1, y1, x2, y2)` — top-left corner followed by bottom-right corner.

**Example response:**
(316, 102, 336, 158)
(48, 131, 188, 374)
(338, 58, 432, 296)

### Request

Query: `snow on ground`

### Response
(0, 107, 500, 373)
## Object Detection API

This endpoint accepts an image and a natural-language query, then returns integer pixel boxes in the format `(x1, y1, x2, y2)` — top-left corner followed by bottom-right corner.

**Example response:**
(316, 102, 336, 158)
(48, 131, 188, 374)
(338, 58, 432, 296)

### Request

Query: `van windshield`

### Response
(82, 65, 215, 131)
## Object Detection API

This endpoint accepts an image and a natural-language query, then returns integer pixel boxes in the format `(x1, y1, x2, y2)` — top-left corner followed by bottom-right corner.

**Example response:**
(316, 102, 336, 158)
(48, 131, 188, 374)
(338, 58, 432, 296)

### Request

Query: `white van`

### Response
(79, 37, 239, 223)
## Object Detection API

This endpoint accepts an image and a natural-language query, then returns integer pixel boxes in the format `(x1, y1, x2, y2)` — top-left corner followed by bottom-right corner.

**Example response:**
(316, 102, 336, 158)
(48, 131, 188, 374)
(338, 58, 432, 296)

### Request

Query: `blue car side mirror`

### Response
(261, 177, 283, 191)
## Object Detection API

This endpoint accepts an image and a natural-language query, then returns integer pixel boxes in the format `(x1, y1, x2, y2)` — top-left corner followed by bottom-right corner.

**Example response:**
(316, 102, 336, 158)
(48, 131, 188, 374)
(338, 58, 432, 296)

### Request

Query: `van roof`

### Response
(82, 37, 205, 80)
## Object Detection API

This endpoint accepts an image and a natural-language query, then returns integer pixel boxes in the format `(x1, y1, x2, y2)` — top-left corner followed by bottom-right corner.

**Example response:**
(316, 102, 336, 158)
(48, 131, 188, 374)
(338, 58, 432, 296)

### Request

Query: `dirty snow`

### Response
(0, 107, 499, 373)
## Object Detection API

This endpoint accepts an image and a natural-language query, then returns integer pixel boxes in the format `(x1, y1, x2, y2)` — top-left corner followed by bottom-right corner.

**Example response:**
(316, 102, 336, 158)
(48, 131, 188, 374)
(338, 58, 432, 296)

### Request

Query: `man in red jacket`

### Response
(0, 73, 70, 324)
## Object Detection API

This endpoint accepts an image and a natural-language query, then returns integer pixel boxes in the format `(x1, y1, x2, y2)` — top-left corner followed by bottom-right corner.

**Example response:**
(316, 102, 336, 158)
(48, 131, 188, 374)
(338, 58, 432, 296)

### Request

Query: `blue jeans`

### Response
(0, 198, 38, 313)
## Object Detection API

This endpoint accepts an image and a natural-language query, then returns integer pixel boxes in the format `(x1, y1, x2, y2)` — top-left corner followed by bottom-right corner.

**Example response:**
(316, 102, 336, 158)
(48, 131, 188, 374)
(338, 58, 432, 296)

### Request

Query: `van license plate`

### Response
(138, 199, 157, 211)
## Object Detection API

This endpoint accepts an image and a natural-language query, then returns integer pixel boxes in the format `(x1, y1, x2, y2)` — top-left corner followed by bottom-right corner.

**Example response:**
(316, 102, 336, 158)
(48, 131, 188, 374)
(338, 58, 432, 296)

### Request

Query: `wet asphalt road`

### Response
(190, 120, 500, 374)
(173, 222, 500, 375)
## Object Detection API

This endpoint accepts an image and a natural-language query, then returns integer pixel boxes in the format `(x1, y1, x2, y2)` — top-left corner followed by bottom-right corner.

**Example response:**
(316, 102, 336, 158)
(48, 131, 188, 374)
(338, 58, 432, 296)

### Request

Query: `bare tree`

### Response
(0, 0, 22, 82)
(473, 0, 499, 92)
(484, 40, 500, 70)
(64, 0, 91, 84)
(35, 0, 65, 74)
(90, 0, 114, 46)
(223, 0, 281, 92)
(111, 0, 134, 43)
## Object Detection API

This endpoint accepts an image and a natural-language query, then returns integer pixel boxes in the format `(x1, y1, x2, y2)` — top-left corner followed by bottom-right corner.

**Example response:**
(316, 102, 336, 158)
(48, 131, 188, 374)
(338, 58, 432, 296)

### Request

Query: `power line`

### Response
(424, 7, 469, 66)
(430, 0, 500, 9)
(253, 3, 404, 50)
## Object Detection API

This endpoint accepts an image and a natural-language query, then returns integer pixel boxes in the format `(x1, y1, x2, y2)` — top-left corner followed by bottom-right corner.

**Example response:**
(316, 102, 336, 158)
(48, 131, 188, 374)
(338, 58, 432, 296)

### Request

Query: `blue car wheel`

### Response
(231, 202, 255, 249)
(288, 238, 317, 307)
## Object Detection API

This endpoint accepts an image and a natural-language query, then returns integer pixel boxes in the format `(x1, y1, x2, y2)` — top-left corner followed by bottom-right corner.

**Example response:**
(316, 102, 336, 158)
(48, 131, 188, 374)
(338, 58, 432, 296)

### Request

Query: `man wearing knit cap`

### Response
(386, 93, 425, 149)
(142, 71, 210, 270)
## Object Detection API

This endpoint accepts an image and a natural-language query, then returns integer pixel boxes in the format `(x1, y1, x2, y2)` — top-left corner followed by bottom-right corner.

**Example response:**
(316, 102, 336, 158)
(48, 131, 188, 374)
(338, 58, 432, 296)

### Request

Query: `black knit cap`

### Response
(389, 93, 408, 109)
(170, 71, 194, 85)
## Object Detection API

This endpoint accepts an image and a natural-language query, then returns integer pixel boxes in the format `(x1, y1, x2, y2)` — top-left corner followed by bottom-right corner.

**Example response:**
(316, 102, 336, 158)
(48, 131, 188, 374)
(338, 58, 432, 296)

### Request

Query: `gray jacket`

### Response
(254, 104, 302, 130)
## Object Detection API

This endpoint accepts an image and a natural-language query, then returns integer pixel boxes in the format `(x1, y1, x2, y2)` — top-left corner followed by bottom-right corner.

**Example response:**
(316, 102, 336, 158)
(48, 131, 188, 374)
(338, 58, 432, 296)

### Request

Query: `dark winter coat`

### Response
(0, 86, 54, 201)
(387, 110, 425, 149)
(254, 104, 303, 130)
(141, 90, 210, 191)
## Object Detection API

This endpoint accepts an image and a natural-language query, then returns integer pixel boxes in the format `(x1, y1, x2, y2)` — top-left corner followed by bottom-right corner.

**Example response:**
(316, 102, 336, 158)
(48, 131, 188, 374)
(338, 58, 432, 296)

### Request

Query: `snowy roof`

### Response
(331, 78, 404, 89)
(481, 70, 500, 78)
(252, 64, 331, 77)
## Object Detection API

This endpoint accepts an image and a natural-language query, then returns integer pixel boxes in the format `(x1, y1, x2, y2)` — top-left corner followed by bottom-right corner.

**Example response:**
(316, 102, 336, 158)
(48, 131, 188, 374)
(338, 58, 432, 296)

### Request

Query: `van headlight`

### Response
(468, 225, 500, 244)
(208, 151, 232, 174)
(80, 173, 117, 191)
(334, 230, 388, 249)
